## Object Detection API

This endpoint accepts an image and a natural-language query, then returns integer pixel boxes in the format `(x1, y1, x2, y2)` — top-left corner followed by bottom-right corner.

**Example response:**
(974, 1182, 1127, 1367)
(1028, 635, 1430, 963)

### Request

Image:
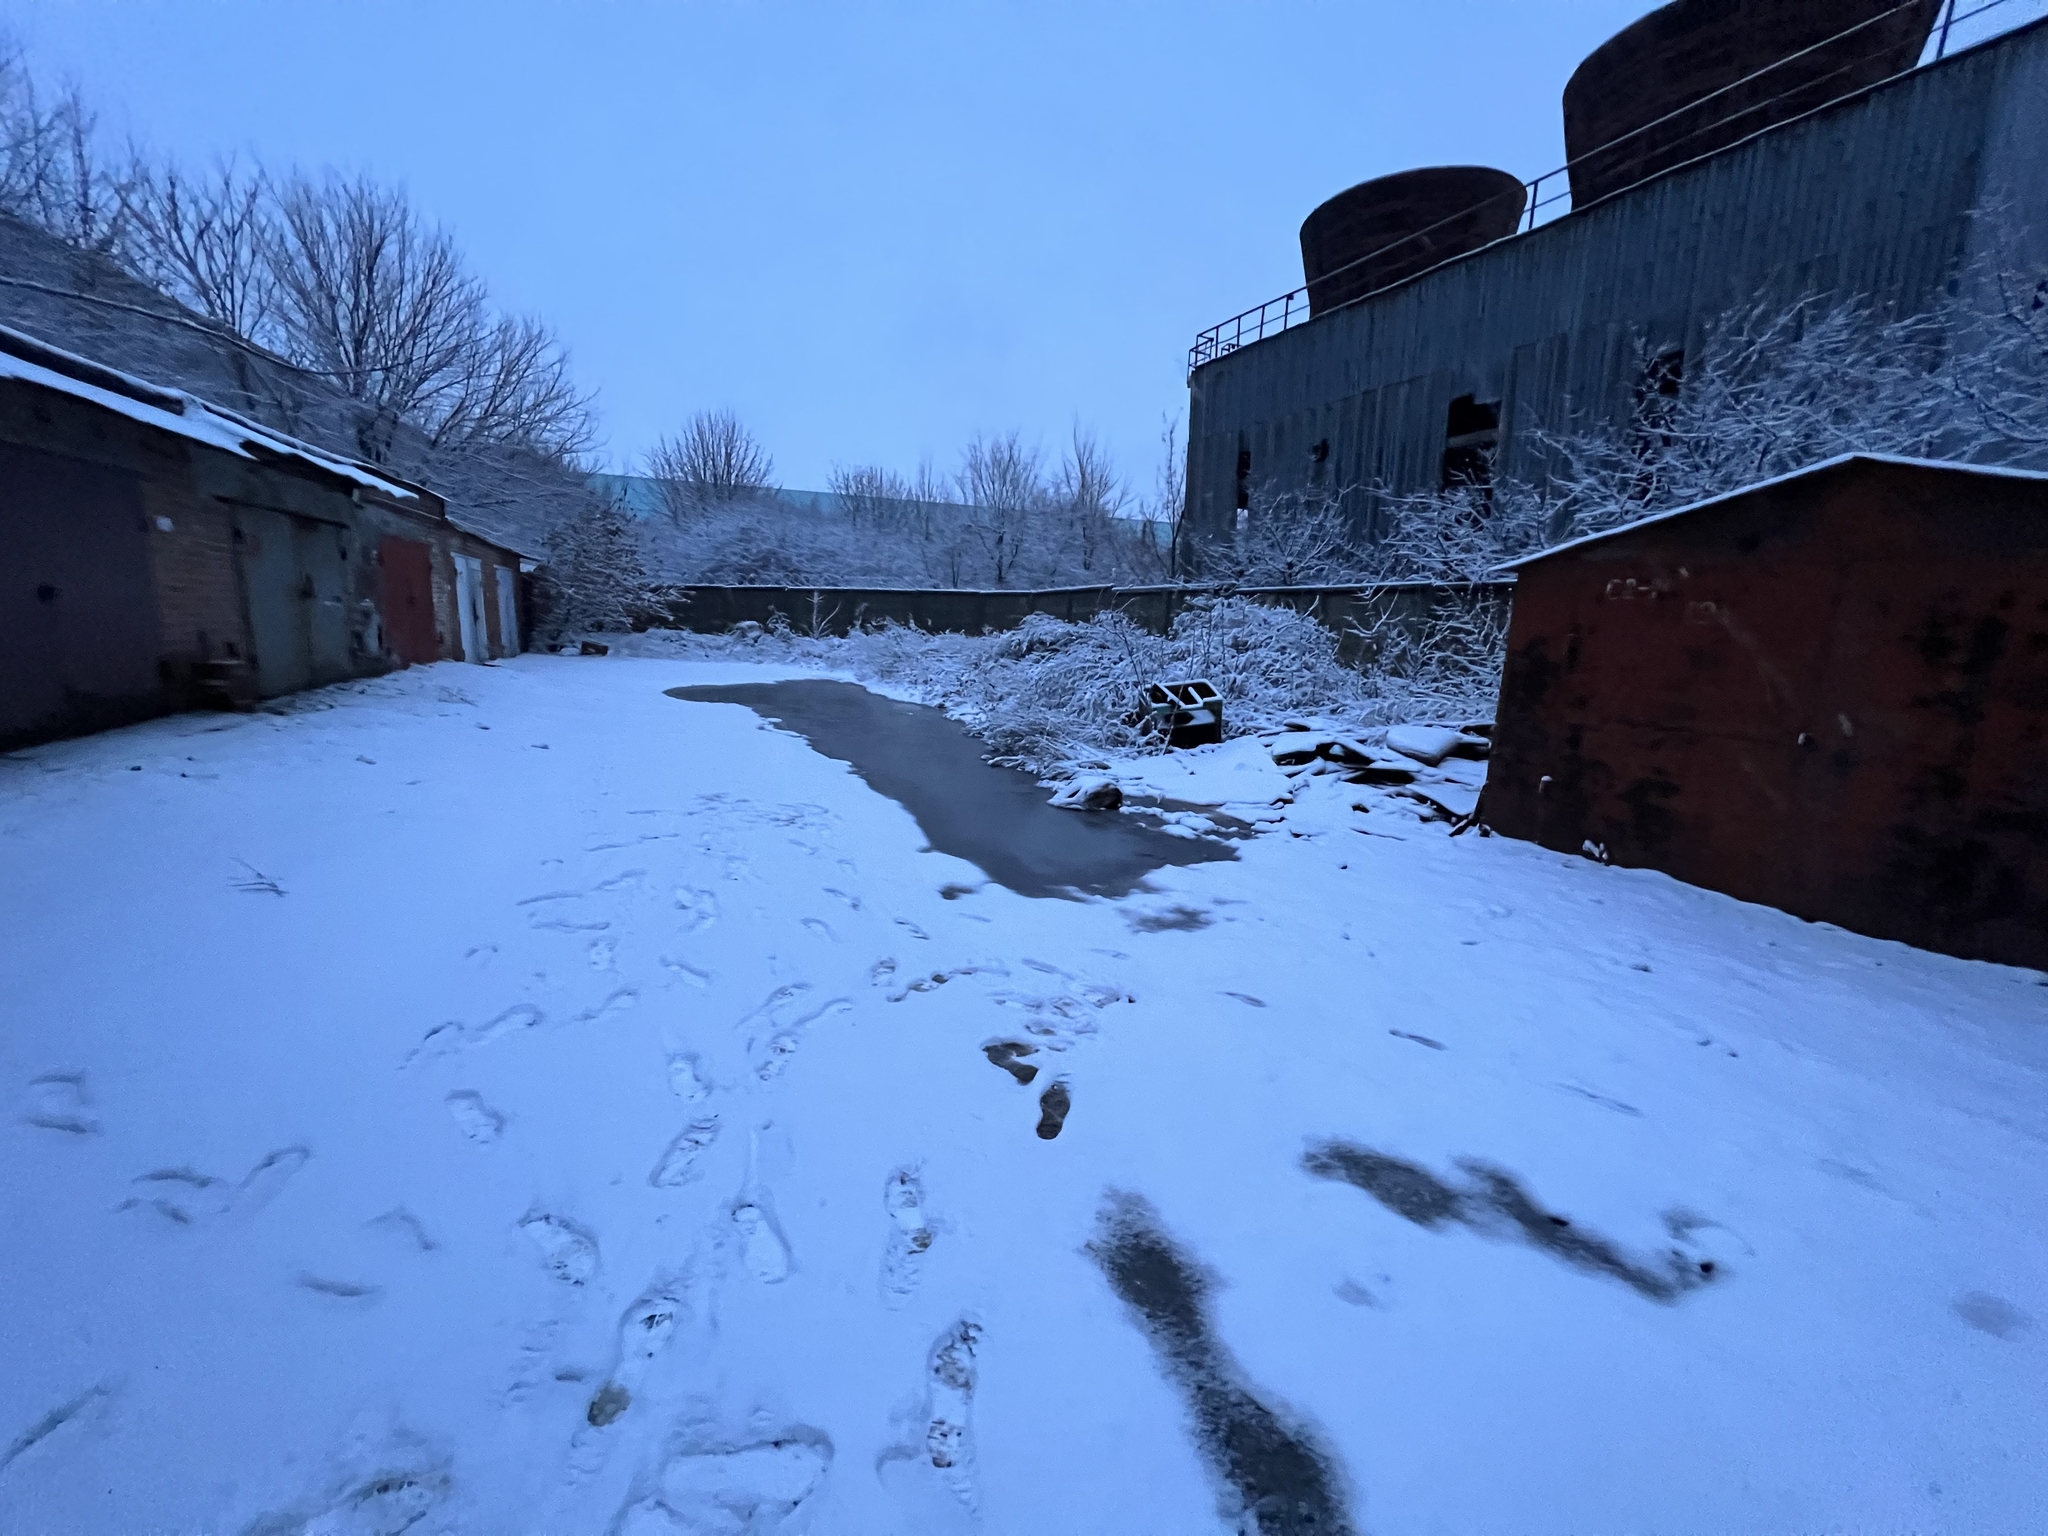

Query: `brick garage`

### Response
(2, 325, 527, 751)
(1484, 454, 2048, 970)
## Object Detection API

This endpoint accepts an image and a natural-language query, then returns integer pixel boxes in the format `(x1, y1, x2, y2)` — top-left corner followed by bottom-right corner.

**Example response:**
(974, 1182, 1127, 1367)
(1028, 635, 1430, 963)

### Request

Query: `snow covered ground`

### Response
(2, 654, 2044, 1535)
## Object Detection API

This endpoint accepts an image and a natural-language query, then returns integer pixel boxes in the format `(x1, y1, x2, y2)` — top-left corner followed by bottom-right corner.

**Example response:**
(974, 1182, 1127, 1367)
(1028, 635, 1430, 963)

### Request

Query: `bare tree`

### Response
(1148, 412, 1189, 582)
(121, 156, 279, 338)
(0, 41, 126, 253)
(957, 431, 1046, 588)
(1051, 425, 1129, 579)
(268, 171, 486, 459)
(827, 463, 912, 530)
(645, 408, 776, 522)
(266, 172, 593, 462)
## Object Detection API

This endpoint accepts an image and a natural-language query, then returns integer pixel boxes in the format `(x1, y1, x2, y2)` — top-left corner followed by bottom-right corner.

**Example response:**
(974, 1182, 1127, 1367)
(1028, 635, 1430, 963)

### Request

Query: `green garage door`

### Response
(237, 507, 353, 698)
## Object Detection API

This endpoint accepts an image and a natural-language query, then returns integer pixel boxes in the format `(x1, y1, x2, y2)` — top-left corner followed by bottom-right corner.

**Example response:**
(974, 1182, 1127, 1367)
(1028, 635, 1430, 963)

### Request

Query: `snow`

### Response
(1381, 725, 1468, 766)
(1496, 451, 2048, 572)
(0, 323, 425, 505)
(1047, 776, 1122, 812)
(2, 655, 2045, 1534)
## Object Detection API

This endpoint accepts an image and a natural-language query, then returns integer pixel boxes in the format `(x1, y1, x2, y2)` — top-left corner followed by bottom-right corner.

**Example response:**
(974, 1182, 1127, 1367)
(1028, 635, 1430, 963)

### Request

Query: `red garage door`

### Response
(379, 536, 438, 665)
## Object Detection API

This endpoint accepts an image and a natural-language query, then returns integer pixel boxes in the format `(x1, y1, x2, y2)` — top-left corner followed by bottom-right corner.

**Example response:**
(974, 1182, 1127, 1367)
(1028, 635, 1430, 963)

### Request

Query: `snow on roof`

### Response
(0, 322, 428, 506)
(1496, 452, 2048, 573)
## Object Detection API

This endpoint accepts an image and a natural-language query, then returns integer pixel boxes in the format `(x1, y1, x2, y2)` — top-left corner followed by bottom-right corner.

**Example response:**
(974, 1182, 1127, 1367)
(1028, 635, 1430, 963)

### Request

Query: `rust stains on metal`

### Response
(1485, 456, 2048, 970)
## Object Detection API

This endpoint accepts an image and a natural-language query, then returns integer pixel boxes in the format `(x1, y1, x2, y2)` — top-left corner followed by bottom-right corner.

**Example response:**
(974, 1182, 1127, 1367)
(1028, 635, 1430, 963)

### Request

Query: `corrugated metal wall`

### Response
(1186, 18, 2048, 543)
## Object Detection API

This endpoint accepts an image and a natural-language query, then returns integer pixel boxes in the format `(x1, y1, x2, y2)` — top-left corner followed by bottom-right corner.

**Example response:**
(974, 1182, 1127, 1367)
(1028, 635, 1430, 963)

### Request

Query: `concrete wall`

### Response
(640, 581, 1514, 670)
(1185, 17, 2048, 544)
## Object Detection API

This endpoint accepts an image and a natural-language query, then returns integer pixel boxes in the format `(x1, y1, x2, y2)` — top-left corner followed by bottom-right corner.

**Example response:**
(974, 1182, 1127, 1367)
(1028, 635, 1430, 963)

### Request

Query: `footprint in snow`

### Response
(445, 1090, 506, 1145)
(584, 1275, 694, 1432)
(562, 986, 639, 1028)
(673, 886, 720, 931)
(243, 1450, 451, 1536)
(660, 954, 712, 990)
(982, 1040, 1040, 1085)
(118, 1146, 308, 1227)
(1389, 1029, 1446, 1050)
(366, 1207, 438, 1254)
(733, 1199, 793, 1284)
(296, 1272, 382, 1304)
(521, 1212, 600, 1286)
(880, 1168, 935, 1308)
(649, 1118, 721, 1187)
(613, 1428, 832, 1535)
(880, 1318, 983, 1524)
(403, 1002, 542, 1066)
(746, 993, 854, 1082)
(1036, 1080, 1072, 1141)
(665, 1052, 710, 1102)
(21, 1072, 98, 1135)
(1126, 903, 1213, 933)
(0, 1383, 115, 1479)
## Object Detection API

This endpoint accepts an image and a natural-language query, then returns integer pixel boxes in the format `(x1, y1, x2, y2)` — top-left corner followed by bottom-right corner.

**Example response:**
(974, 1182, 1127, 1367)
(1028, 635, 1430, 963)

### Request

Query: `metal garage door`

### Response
(236, 507, 353, 698)
(0, 441, 162, 749)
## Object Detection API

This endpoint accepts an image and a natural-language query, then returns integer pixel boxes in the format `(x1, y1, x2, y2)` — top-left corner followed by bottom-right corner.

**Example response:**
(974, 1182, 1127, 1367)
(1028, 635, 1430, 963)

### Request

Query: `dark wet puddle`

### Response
(666, 680, 1236, 899)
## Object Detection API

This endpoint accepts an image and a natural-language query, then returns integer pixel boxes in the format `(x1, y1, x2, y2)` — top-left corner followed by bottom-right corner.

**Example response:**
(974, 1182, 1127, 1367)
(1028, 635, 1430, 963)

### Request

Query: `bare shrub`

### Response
(1345, 587, 1509, 724)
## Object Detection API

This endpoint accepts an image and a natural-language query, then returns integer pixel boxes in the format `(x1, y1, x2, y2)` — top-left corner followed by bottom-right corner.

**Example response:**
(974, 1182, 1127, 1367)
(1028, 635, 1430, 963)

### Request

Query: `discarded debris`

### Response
(1383, 725, 1468, 766)
(1141, 680, 1222, 749)
(1050, 776, 1123, 812)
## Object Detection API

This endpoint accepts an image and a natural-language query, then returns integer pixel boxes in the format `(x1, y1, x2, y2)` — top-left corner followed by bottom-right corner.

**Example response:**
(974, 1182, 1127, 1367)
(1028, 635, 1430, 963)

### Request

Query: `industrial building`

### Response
(1, 324, 525, 752)
(1482, 454, 2048, 971)
(1183, 1, 2048, 544)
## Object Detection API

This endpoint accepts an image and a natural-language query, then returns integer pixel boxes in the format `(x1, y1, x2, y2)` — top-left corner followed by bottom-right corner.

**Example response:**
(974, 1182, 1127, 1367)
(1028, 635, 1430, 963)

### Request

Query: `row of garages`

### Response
(2, 322, 528, 752)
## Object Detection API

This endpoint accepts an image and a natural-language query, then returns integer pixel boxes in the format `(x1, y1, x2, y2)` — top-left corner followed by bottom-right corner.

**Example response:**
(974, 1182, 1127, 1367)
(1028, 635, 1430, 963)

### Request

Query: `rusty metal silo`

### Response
(1563, 0, 1944, 207)
(1299, 167, 1528, 317)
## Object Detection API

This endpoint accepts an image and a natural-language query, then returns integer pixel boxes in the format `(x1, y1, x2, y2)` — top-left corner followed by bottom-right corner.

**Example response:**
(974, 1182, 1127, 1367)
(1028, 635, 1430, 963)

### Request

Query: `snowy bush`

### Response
(529, 489, 653, 642)
(626, 597, 1485, 775)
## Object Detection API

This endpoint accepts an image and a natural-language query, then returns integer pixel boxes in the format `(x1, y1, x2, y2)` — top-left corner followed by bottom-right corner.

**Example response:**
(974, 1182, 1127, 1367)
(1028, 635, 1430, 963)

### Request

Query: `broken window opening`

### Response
(1440, 394, 1501, 497)
(1235, 445, 1252, 511)
(1631, 349, 1684, 502)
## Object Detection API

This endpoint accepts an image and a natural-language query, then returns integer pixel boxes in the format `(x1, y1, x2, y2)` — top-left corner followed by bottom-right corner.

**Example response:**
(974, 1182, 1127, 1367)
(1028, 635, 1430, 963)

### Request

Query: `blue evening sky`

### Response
(3, 2, 1817, 491)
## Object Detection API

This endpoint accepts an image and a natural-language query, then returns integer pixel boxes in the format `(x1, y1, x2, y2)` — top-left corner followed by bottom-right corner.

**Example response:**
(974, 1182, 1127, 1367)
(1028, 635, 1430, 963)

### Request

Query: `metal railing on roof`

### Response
(1187, 0, 2035, 375)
